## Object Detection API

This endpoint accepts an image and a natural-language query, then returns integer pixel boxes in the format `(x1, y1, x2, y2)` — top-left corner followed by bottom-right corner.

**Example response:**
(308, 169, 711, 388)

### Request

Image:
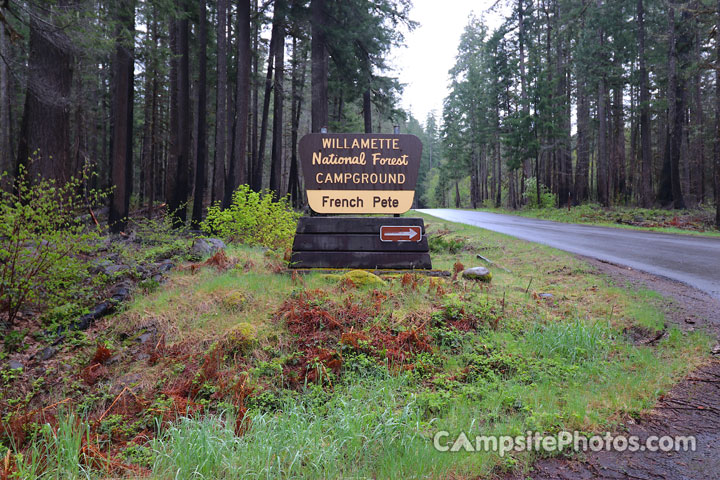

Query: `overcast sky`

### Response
(392, 0, 508, 127)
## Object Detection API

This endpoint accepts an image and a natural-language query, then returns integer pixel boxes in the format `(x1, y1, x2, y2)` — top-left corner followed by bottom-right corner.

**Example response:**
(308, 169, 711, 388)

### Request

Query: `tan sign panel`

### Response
(299, 133, 423, 214)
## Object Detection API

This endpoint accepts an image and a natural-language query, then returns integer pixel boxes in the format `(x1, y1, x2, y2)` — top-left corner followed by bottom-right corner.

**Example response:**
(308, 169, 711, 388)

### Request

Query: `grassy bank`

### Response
(1, 215, 713, 479)
(475, 204, 720, 237)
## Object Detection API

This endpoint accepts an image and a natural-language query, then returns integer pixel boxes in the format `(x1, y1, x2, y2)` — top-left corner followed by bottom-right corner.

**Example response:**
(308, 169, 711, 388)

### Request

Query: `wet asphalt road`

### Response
(418, 209, 720, 300)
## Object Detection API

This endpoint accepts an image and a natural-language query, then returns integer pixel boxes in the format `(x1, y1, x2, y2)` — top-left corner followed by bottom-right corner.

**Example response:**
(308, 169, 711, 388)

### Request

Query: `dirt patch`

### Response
(584, 257, 720, 336)
(505, 258, 720, 480)
(506, 361, 720, 480)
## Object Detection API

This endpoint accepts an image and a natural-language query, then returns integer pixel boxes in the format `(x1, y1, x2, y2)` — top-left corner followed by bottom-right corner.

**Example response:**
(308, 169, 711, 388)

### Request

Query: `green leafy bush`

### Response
(200, 185, 300, 251)
(522, 177, 557, 208)
(428, 235, 466, 254)
(0, 168, 104, 327)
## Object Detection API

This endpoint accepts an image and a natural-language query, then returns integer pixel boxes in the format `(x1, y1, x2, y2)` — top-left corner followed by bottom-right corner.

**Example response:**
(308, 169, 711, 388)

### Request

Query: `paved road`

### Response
(418, 209, 720, 300)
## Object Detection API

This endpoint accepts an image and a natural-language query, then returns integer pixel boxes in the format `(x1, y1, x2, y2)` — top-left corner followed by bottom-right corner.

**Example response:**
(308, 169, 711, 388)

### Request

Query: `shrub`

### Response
(200, 185, 300, 252)
(428, 235, 466, 254)
(522, 177, 556, 209)
(0, 168, 104, 328)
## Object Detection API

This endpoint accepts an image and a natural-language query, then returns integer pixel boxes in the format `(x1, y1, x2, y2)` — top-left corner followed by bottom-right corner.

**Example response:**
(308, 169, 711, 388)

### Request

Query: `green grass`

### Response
(5, 217, 714, 479)
(9, 412, 96, 480)
(151, 374, 447, 479)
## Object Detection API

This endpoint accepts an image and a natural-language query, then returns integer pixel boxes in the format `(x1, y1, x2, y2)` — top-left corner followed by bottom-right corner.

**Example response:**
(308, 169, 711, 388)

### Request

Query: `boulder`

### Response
(191, 238, 227, 257)
(461, 266, 492, 282)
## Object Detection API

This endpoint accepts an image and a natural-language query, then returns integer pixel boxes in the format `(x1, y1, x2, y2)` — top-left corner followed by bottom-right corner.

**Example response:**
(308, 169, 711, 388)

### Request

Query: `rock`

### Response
(633, 215, 645, 223)
(191, 238, 226, 257)
(538, 293, 554, 299)
(109, 281, 133, 303)
(461, 267, 492, 282)
(137, 332, 154, 344)
(90, 259, 114, 274)
(104, 264, 130, 276)
(136, 265, 150, 279)
(8, 360, 23, 370)
(40, 346, 57, 361)
(107, 354, 123, 365)
(110, 372, 143, 395)
(341, 270, 386, 288)
(155, 260, 175, 273)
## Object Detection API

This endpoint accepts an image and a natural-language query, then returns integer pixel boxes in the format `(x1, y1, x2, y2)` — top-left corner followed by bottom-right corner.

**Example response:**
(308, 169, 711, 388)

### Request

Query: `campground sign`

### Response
(298, 133, 423, 214)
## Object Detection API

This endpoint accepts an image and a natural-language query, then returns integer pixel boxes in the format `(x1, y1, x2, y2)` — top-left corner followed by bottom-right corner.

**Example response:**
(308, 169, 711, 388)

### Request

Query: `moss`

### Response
(462, 268, 492, 282)
(342, 270, 386, 288)
(319, 274, 343, 282)
(222, 291, 248, 311)
(427, 277, 448, 288)
(225, 322, 257, 354)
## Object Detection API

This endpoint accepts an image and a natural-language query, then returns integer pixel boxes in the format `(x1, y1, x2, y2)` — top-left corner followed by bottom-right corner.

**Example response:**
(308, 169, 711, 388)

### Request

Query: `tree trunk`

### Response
(249, 0, 259, 193)
(0, 20, 11, 188)
(495, 133, 502, 207)
(226, 0, 251, 205)
(140, 10, 158, 214)
(108, 0, 134, 233)
(192, 0, 208, 227)
(555, 16, 572, 208)
(16, 1, 74, 183)
(716, 0, 720, 228)
(311, 0, 328, 132)
(637, 0, 653, 207)
(269, 0, 285, 195)
(213, 0, 228, 204)
(613, 86, 626, 202)
(288, 35, 307, 208)
(363, 89, 372, 133)
(253, 23, 276, 193)
(575, 73, 590, 203)
(597, 43, 609, 207)
(165, 22, 179, 212)
(168, 7, 191, 226)
(518, 0, 531, 186)
(689, 1, 704, 205)
(667, 4, 686, 209)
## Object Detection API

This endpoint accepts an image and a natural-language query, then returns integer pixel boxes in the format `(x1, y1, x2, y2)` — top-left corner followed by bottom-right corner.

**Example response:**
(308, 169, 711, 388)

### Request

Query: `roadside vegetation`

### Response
(1, 195, 713, 478)
(477, 203, 720, 236)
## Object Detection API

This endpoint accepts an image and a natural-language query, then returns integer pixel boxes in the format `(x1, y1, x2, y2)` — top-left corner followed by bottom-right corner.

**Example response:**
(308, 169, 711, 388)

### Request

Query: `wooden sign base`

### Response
(289, 217, 432, 270)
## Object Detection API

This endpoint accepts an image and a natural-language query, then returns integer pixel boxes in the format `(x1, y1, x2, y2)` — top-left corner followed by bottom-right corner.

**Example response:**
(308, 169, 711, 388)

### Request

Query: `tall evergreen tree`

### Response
(108, 0, 135, 233)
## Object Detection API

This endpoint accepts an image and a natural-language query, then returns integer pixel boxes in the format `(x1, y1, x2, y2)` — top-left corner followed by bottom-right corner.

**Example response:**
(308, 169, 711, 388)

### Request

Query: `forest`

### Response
(424, 0, 720, 229)
(2, 2, 720, 477)
(0, 0, 413, 231)
(0, 0, 719, 228)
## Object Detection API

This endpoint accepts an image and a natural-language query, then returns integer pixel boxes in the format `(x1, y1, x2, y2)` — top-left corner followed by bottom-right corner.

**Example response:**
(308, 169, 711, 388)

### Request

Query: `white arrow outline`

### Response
(380, 226, 421, 242)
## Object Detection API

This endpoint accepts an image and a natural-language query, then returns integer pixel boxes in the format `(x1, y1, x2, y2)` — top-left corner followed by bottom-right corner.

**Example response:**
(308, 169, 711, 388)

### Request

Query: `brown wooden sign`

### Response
(299, 133, 423, 214)
(380, 225, 422, 242)
(290, 217, 431, 269)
